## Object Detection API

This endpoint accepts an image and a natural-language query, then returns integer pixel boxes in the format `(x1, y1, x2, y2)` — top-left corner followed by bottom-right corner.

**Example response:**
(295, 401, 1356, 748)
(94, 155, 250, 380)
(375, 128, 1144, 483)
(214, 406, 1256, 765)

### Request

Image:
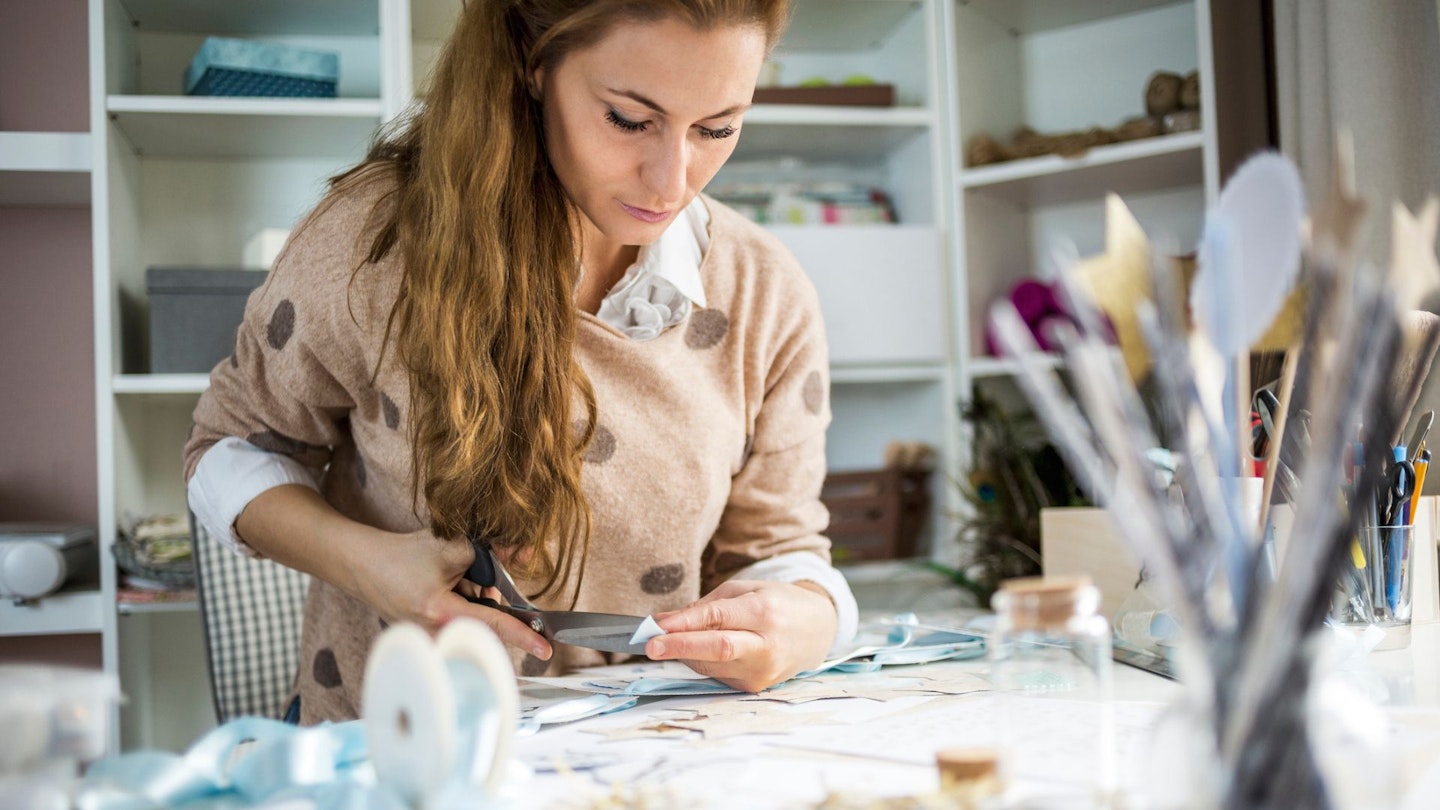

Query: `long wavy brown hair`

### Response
(329, 0, 790, 600)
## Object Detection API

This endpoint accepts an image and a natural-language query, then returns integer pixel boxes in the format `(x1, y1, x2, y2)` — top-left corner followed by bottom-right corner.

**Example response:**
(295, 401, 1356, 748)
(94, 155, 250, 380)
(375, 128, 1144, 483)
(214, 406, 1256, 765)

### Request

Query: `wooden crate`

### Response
(822, 468, 931, 562)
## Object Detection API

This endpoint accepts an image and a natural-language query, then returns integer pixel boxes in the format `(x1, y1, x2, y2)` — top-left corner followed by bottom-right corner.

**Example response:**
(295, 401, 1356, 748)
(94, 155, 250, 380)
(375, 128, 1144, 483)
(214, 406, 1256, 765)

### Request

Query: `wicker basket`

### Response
(822, 467, 932, 562)
(112, 536, 195, 588)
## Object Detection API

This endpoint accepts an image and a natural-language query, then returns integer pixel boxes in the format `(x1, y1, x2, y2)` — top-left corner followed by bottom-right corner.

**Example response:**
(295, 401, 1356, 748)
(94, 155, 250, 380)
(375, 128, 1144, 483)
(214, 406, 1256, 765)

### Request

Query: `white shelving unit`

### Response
(0, 587, 105, 635)
(715, 0, 963, 561)
(0, 0, 1250, 750)
(82, 0, 406, 752)
(948, 0, 1220, 395)
(0, 131, 93, 205)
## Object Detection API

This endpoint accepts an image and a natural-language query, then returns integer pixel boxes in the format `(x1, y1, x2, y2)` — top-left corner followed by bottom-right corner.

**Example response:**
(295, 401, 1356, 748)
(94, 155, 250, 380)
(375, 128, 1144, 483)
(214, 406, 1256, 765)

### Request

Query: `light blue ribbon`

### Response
(76, 663, 512, 809)
(76, 718, 394, 810)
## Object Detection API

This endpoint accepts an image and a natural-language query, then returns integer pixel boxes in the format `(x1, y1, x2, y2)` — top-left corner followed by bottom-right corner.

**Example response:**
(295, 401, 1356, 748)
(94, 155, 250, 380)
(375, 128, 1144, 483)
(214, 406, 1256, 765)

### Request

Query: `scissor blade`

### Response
(544, 611, 650, 655)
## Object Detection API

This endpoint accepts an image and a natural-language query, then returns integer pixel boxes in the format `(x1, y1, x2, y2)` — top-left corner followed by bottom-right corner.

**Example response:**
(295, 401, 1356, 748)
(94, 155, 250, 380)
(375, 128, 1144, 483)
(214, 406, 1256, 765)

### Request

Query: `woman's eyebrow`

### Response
(606, 87, 749, 120)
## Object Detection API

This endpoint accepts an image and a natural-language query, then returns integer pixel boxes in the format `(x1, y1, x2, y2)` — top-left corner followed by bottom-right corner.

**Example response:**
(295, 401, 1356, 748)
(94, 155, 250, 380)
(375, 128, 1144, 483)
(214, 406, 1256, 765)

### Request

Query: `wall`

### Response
(0, 208, 97, 526)
(0, 0, 99, 664)
(0, 0, 89, 131)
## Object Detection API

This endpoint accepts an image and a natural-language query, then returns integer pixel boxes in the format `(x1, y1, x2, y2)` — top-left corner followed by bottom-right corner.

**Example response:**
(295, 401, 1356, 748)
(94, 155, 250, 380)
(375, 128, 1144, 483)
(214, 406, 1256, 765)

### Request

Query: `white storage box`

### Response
(768, 226, 947, 365)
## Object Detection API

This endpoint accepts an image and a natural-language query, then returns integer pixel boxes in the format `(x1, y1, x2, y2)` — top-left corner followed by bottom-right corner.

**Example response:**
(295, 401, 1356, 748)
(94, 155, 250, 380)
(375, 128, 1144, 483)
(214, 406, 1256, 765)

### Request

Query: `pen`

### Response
(1411, 452, 1430, 525)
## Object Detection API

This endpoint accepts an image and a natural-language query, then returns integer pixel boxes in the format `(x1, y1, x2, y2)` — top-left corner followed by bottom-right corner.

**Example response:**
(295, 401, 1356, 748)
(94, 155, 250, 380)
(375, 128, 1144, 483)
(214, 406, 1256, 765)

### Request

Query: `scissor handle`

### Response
(463, 592, 549, 637)
(466, 536, 497, 588)
(464, 538, 541, 612)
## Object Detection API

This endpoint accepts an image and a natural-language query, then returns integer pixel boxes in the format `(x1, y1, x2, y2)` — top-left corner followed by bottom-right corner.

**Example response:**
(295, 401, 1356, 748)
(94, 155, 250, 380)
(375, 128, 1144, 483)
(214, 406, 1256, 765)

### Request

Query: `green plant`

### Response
(932, 387, 1087, 606)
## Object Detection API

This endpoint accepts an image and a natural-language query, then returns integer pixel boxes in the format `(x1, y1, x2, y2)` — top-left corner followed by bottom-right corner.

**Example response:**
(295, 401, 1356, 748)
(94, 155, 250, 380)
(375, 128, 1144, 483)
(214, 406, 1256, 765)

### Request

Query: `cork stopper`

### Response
(996, 575, 1097, 630)
(936, 747, 1001, 799)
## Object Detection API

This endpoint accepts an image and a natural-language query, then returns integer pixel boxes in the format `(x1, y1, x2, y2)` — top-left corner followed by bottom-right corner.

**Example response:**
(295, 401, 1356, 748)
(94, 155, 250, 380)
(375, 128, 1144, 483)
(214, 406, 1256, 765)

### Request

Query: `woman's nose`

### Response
(641, 134, 688, 206)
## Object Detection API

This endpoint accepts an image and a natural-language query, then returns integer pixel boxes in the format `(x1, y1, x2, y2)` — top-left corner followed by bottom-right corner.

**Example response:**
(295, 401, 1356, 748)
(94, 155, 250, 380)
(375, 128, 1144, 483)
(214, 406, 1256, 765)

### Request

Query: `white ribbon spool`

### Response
(362, 619, 519, 807)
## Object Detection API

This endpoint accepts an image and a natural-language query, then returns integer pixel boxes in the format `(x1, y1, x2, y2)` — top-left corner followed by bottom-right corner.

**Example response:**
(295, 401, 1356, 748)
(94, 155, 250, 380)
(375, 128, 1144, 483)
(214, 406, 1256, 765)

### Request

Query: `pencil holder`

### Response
(1332, 524, 1415, 651)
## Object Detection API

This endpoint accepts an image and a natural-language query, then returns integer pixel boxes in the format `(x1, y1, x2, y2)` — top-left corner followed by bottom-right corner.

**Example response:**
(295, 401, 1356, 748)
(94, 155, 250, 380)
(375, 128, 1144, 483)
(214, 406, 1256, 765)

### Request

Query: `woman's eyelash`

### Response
(605, 108, 737, 140)
(605, 109, 648, 133)
(701, 124, 737, 140)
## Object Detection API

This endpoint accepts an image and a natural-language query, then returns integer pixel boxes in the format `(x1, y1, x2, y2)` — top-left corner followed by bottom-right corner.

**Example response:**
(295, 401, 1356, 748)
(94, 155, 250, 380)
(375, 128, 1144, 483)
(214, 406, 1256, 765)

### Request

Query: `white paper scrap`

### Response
(629, 615, 665, 645)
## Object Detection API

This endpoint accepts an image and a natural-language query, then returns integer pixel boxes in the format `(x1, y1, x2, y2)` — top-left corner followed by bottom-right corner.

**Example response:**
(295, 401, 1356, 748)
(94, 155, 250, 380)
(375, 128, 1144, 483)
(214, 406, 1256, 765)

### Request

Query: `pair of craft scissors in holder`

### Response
(463, 539, 652, 655)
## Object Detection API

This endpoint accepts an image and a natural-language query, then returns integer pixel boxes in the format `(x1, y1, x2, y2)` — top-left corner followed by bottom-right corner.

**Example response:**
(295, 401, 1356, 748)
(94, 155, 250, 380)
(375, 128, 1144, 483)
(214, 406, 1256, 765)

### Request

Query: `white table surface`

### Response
(507, 622, 1440, 809)
(509, 644, 1180, 807)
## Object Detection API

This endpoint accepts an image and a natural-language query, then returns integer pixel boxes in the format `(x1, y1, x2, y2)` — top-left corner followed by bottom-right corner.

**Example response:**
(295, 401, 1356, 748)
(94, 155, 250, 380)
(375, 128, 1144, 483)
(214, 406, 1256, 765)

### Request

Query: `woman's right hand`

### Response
(235, 485, 551, 661)
(348, 527, 553, 660)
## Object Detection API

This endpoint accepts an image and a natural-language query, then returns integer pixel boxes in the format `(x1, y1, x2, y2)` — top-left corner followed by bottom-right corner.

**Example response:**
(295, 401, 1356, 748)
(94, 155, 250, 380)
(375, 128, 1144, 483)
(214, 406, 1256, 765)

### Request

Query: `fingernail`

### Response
(533, 643, 551, 660)
(649, 640, 666, 658)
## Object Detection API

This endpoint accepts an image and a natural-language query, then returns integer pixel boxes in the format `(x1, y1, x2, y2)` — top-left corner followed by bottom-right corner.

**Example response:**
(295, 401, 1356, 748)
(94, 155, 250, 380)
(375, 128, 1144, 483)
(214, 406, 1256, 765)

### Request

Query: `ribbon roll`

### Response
(362, 618, 519, 807)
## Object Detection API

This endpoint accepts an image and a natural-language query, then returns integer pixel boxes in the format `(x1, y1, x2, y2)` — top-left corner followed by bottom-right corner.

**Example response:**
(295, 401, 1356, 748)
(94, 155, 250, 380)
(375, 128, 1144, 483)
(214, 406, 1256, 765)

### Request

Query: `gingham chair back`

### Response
(190, 514, 310, 722)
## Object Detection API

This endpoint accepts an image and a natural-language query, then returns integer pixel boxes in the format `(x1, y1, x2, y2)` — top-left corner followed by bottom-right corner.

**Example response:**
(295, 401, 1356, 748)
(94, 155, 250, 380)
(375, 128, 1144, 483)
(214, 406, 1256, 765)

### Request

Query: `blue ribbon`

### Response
(76, 718, 399, 810)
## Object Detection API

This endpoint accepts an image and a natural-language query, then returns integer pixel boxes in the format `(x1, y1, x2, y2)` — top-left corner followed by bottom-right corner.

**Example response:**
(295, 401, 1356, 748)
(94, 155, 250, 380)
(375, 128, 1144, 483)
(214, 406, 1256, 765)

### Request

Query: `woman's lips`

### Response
(620, 201, 670, 224)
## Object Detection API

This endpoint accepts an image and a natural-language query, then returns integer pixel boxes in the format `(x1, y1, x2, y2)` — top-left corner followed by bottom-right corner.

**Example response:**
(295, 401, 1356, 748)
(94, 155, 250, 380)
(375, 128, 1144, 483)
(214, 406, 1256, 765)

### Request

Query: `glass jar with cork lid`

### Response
(990, 575, 1117, 809)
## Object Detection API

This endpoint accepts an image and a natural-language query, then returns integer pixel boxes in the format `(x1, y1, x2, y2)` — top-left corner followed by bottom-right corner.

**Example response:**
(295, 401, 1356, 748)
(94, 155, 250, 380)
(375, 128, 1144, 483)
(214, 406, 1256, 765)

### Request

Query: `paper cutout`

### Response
(1193, 153, 1305, 355)
(585, 722, 695, 742)
(524, 619, 990, 700)
(629, 615, 666, 646)
(664, 709, 837, 741)
(1391, 197, 1440, 313)
(521, 749, 625, 773)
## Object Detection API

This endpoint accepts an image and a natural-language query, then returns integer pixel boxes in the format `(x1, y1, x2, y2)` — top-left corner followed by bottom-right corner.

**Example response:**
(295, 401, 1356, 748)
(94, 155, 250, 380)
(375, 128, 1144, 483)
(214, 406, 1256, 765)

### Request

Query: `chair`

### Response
(190, 514, 310, 722)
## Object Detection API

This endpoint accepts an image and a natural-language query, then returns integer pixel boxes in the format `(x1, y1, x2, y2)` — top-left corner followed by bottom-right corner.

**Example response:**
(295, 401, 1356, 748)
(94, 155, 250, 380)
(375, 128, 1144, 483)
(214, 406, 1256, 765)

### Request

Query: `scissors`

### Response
(463, 540, 653, 656)
(1381, 450, 1417, 527)
(1251, 388, 1281, 458)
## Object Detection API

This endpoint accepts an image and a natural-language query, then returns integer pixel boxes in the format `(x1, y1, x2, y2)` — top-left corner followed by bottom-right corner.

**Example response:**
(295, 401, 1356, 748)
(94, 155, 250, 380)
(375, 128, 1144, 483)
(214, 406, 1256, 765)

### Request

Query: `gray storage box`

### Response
(147, 268, 267, 373)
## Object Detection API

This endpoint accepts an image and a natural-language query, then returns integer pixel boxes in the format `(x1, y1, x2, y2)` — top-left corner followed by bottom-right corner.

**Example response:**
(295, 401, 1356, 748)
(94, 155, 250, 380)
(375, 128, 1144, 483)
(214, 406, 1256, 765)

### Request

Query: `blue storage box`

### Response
(184, 37, 338, 98)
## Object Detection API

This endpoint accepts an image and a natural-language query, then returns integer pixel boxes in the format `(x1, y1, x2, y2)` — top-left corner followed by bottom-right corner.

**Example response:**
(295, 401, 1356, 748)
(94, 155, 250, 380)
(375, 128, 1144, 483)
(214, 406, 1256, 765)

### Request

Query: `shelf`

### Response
(0, 132, 91, 206)
(736, 106, 931, 163)
(0, 132, 91, 172)
(117, 589, 199, 614)
(116, 0, 380, 36)
(107, 96, 383, 159)
(967, 353, 1063, 378)
(747, 105, 932, 127)
(117, 600, 199, 615)
(832, 364, 947, 384)
(0, 587, 104, 636)
(114, 374, 210, 395)
(959, 0, 1187, 36)
(959, 131, 1204, 207)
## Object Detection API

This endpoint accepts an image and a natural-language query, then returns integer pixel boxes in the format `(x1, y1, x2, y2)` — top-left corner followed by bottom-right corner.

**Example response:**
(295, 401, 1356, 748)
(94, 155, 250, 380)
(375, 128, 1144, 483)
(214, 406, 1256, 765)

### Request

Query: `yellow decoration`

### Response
(1073, 194, 1153, 381)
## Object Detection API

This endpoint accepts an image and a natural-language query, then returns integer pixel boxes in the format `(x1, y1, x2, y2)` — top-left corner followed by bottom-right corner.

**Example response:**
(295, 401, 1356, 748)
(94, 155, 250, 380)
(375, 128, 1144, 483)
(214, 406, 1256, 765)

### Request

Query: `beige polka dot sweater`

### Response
(184, 180, 835, 724)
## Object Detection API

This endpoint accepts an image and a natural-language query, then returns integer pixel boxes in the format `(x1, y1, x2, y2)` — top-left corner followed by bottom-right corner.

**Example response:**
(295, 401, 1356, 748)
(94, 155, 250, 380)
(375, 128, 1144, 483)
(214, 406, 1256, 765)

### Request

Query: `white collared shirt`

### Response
(593, 196, 710, 340)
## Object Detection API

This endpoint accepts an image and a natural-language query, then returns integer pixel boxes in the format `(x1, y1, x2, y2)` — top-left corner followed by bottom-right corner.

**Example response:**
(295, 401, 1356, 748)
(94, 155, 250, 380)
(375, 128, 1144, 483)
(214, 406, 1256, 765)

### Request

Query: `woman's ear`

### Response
(527, 67, 544, 101)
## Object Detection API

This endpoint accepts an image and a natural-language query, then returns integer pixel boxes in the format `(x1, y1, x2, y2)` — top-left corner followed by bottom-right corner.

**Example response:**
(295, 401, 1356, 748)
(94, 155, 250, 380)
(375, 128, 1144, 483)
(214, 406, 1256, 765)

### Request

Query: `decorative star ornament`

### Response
(1390, 196, 1440, 313)
(1073, 194, 1153, 381)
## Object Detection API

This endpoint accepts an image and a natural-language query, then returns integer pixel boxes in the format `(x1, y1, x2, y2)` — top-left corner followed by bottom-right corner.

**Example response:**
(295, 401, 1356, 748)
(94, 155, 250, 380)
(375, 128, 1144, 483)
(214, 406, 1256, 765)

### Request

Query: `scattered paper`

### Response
(585, 721, 696, 742)
(775, 694, 1164, 794)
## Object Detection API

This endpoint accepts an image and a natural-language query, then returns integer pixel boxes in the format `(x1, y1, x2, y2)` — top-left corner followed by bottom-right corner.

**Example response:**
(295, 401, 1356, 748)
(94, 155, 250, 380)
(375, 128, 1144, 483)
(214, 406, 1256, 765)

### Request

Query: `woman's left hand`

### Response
(647, 580, 837, 692)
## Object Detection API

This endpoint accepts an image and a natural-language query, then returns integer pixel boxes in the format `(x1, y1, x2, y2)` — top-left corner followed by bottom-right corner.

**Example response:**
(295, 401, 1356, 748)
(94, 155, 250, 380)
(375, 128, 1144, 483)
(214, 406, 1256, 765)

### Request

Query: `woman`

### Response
(185, 0, 857, 725)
